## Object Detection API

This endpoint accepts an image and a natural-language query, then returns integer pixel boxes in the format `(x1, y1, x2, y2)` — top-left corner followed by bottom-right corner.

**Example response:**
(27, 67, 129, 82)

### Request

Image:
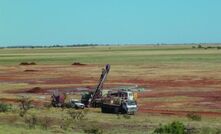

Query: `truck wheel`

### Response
(121, 108, 127, 114)
(101, 107, 106, 113)
(114, 107, 119, 114)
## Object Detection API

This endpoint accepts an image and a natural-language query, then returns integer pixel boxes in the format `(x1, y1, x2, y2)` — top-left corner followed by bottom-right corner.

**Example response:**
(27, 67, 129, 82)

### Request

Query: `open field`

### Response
(0, 45, 221, 133)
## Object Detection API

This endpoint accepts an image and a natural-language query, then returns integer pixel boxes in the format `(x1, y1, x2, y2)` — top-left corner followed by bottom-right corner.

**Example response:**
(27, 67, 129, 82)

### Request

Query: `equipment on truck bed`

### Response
(81, 64, 138, 114)
(101, 91, 138, 114)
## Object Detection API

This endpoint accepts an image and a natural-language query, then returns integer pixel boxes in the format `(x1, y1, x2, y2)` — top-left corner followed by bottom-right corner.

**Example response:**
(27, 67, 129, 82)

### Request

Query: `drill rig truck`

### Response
(81, 64, 138, 114)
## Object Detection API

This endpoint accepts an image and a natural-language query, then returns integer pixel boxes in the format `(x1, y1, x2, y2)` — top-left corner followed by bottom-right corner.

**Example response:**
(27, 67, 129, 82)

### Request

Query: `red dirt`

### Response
(1, 64, 221, 117)
(0, 97, 48, 107)
(26, 87, 45, 93)
(111, 78, 221, 88)
(0, 98, 18, 103)
(138, 89, 221, 116)
(138, 109, 221, 116)
(138, 91, 221, 99)
(5, 87, 49, 94)
(24, 69, 38, 72)
(5, 86, 92, 94)
(41, 77, 85, 84)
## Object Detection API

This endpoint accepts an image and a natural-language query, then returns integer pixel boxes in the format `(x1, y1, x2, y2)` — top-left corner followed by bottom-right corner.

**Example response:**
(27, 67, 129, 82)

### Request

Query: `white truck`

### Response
(66, 99, 85, 109)
(101, 91, 138, 114)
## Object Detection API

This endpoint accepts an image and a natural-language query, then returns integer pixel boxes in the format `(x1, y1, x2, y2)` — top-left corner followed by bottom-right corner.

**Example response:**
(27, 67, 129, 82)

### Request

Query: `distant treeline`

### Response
(0, 44, 100, 49)
(0, 43, 221, 49)
(192, 44, 221, 49)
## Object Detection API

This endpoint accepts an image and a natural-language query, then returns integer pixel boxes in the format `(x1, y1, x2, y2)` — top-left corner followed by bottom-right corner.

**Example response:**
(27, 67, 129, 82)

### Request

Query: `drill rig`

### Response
(81, 64, 110, 107)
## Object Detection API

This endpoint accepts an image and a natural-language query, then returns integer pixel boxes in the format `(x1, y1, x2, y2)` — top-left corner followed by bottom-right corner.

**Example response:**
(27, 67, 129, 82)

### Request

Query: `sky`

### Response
(0, 0, 221, 46)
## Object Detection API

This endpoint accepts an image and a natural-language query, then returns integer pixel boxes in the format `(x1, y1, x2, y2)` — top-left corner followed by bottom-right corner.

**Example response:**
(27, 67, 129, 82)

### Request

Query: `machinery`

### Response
(51, 64, 138, 114)
(51, 92, 85, 109)
(81, 64, 110, 107)
(81, 64, 138, 114)
(101, 90, 138, 114)
(66, 99, 85, 109)
(51, 64, 110, 108)
(51, 90, 66, 107)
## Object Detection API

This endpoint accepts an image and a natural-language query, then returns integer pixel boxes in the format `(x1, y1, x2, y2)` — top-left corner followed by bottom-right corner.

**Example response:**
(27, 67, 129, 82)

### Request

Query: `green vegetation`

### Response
(84, 128, 103, 134)
(0, 106, 220, 134)
(1, 46, 221, 65)
(153, 121, 186, 134)
(186, 112, 202, 121)
(24, 114, 38, 129)
(0, 103, 11, 112)
(0, 45, 221, 133)
(18, 96, 33, 117)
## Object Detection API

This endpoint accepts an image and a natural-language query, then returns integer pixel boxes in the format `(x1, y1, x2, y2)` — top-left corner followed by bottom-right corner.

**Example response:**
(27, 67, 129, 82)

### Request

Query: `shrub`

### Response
(60, 118, 72, 131)
(24, 114, 37, 129)
(199, 127, 221, 134)
(186, 124, 198, 134)
(84, 128, 103, 134)
(153, 121, 186, 134)
(60, 114, 73, 131)
(67, 109, 87, 121)
(123, 114, 131, 119)
(18, 96, 33, 117)
(186, 112, 201, 121)
(197, 45, 203, 48)
(0, 103, 11, 112)
(216, 128, 221, 134)
(39, 116, 53, 130)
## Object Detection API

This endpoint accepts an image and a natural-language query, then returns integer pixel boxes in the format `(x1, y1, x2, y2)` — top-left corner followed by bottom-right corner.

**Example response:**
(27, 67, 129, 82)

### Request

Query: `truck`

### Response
(101, 91, 138, 114)
(81, 64, 138, 114)
(51, 91, 85, 109)
(66, 99, 85, 109)
(51, 64, 138, 114)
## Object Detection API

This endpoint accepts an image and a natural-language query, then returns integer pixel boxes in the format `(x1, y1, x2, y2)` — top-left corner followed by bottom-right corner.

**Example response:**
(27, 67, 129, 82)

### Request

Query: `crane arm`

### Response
(90, 64, 110, 104)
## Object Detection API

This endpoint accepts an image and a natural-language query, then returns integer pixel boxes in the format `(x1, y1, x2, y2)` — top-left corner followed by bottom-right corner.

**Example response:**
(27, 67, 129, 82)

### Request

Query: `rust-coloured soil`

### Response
(0, 64, 221, 117)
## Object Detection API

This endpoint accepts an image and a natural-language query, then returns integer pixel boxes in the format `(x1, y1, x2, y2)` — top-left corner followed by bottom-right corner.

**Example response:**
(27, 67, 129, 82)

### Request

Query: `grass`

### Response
(0, 107, 220, 134)
(0, 45, 221, 133)
(0, 83, 29, 91)
(1, 46, 221, 65)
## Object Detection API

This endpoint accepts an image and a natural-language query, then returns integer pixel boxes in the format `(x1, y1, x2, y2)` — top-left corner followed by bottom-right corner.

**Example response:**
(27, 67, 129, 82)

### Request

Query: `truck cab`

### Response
(122, 100, 138, 114)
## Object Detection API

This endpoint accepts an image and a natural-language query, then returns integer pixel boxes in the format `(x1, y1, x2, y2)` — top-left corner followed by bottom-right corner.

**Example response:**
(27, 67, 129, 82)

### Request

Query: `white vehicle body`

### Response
(68, 99, 85, 109)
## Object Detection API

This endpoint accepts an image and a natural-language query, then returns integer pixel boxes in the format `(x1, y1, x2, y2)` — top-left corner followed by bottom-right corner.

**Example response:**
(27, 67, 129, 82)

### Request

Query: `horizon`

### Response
(2, 43, 221, 48)
(1, 0, 221, 46)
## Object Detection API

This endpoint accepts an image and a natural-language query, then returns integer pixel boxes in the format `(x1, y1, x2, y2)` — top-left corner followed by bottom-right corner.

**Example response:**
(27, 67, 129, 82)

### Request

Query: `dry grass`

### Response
(0, 45, 221, 133)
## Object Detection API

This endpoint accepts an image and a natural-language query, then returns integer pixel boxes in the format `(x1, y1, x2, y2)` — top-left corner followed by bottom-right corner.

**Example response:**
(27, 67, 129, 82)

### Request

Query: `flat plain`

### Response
(0, 45, 221, 133)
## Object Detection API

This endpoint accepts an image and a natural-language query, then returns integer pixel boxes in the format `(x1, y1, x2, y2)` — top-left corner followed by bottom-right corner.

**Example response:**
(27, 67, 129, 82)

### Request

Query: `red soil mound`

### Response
(20, 62, 36, 65)
(24, 69, 38, 72)
(72, 62, 86, 66)
(26, 87, 45, 93)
